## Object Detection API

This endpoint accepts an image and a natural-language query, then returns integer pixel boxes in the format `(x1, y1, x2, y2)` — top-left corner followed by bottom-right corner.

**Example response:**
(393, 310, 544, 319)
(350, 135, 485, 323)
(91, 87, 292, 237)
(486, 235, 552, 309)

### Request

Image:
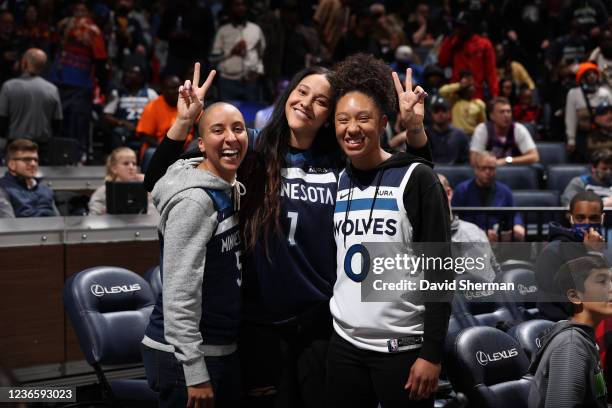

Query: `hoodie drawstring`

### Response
(343, 177, 355, 248)
(232, 180, 246, 211)
(342, 169, 385, 248)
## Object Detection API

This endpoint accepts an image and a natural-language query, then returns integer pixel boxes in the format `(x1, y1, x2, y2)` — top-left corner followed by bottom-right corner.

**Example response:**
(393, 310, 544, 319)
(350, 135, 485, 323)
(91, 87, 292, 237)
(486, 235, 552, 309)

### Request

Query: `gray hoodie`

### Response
(528, 320, 607, 408)
(142, 158, 238, 386)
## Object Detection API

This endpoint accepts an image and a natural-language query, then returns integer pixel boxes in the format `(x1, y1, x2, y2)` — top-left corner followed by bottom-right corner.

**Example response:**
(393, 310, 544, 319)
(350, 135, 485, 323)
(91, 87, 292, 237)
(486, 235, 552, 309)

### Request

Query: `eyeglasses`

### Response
(476, 165, 496, 172)
(11, 157, 39, 163)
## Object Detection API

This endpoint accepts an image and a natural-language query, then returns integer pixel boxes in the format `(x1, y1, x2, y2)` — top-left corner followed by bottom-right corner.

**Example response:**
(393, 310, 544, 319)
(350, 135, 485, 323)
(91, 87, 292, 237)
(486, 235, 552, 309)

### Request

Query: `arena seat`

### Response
(508, 319, 554, 360)
(444, 326, 533, 408)
(64, 266, 157, 404)
(499, 268, 539, 319)
(536, 142, 567, 166)
(454, 274, 521, 327)
(496, 166, 539, 190)
(144, 265, 162, 299)
(546, 165, 590, 193)
(512, 190, 559, 207)
(500, 259, 534, 272)
(434, 165, 473, 188)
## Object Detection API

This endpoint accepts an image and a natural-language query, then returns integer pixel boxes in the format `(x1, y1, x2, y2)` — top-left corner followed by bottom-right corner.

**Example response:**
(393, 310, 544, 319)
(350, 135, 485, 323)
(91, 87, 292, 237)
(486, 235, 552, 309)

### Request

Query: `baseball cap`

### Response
(595, 100, 612, 116)
(430, 95, 450, 111)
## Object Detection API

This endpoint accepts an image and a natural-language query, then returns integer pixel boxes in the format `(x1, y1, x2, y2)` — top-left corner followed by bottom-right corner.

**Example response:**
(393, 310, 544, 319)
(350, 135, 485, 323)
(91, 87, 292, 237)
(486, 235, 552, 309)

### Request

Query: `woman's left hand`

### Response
(392, 68, 427, 129)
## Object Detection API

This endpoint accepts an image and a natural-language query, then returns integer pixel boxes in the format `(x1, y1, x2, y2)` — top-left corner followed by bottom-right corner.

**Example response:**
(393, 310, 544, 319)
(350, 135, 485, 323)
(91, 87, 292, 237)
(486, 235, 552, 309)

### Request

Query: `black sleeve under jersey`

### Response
(406, 142, 433, 163)
(403, 164, 453, 364)
(143, 136, 185, 192)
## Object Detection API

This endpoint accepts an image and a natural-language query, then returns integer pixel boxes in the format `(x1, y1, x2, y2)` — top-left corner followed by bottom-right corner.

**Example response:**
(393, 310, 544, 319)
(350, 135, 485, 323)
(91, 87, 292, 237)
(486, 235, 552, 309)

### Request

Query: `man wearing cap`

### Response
(438, 11, 498, 100)
(565, 62, 612, 161)
(426, 96, 469, 165)
(390, 45, 423, 86)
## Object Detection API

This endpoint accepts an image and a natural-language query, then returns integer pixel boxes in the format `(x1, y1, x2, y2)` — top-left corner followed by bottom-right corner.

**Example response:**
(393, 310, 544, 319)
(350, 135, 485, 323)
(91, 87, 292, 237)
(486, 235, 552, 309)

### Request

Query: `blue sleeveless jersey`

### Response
(244, 148, 340, 323)
(146, 188, 242, 345)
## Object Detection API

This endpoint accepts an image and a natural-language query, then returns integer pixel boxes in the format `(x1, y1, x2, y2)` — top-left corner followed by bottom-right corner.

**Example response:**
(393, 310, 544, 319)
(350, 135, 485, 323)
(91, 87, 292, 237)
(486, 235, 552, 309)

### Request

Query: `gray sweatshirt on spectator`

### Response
(142, 158, 236, 386)
(528, 320, 607, 408)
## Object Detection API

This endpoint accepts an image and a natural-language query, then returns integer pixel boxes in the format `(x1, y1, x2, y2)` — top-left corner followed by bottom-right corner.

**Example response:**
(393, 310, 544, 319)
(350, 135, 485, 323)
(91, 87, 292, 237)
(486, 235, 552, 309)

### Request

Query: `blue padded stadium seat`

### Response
(536, 143, 567, 166)
(496, 166, 539, 190)
(64, 266, 157, 404)
(144, 265, 162, 299)
(546, 165, 590, 193)
(445, 326, 533, 408)
(434, 165, 473, 188)
(508, 319, 554, 360)
(512, 190, 559, 207)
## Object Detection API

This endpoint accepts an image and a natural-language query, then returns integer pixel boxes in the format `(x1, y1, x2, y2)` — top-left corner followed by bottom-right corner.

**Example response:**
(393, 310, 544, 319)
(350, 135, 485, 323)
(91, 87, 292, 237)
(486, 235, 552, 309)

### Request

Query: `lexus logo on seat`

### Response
(90, 283, 141, 297)
(476, 348, 519, 366)
(476, 351, 488, 366)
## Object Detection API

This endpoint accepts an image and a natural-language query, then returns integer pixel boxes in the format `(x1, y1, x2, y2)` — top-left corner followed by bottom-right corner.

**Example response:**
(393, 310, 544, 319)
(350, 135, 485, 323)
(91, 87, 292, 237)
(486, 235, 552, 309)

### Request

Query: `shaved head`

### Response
(199, 102, 244, 137)
(21, 48, 47, 75)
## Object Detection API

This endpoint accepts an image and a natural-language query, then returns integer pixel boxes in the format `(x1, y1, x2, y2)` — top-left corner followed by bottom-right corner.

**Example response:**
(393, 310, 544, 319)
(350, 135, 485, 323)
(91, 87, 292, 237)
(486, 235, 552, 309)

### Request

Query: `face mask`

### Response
(571, 217, 603, 241)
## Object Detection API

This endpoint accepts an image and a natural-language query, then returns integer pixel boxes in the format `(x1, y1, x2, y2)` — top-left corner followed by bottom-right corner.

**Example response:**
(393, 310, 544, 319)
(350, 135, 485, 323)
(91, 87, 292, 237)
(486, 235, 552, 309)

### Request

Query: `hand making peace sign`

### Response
(392, 67, 427, 129)
(176, 62, 217, 123)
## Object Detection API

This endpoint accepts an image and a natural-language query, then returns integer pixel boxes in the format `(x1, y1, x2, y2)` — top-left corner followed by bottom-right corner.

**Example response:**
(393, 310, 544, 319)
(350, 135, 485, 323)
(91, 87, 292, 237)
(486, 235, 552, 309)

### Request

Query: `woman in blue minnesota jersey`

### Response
(144, 61, 431, 407)
(328, 53, 452, 408)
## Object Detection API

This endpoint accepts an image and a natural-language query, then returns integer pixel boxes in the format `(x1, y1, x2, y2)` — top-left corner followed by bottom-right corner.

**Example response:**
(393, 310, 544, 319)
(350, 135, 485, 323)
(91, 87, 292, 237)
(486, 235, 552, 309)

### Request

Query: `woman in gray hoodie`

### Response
(141, 92, 248, 408)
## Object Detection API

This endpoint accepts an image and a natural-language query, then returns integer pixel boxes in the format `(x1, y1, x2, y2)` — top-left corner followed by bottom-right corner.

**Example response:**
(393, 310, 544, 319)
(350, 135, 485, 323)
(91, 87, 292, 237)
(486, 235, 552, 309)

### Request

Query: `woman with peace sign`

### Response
(143, 58, 432, 407)
(328, 53, 452, 408)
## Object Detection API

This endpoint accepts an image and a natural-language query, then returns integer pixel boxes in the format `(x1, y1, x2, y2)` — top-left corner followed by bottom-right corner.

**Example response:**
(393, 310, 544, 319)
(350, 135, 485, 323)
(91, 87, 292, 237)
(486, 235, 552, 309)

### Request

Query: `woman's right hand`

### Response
(187, 382, 214, 408)
(177, 62, 216, 122)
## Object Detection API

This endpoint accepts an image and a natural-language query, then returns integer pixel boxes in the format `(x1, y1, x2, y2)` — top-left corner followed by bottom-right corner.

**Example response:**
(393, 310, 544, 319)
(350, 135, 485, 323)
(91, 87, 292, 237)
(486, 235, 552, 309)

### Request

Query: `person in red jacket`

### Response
(438, 11, 498, 100)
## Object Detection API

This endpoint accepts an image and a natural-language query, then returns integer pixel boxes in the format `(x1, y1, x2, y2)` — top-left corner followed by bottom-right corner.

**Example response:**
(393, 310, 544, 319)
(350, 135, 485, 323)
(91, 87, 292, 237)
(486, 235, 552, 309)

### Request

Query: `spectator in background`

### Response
(103, 63, 158, 150)
(426, 96, 469, 165)
(495, 42, 535, 91)
(438, 173, 498, 282)
(536, 191, 607, 322)
(587, 101, 612, 155)
(405, 1, 438, 50)
(369, 3, 405, 61)
(0, 11, 21, 86)
(451, 151, 525, 242)
(158, 0, 214, 78)
(498, 78, 517, 106)
(562, 0, 609, 47)
(470, 96, 539, 166)
(589, 30, 612, 89)
(389, 46, 423, 86)
(0, 139, 58, 218)
(548, 17, 590, 84)
(0, 48, 62, 163)
(333, 8, 381, 62)
(438, 11, 498, 100)
(513, 86, 542, 129)
(422, 64, 445, 97)
(136, 75, 187, 161)
(50, 1, 108, 160)
(313, 0, 351, 62)
(14, 4, 52, 54)
(565, 62, 612, 161)
(88, 146, 154, 215)
(562, 148, 612, 207)
(439, 70, 486, 135)
(210, 0, 266, 101)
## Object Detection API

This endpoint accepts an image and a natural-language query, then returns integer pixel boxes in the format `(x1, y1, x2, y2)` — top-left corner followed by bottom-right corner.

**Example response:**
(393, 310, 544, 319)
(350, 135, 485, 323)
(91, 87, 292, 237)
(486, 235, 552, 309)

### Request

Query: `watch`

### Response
(505, 156, 513, 164)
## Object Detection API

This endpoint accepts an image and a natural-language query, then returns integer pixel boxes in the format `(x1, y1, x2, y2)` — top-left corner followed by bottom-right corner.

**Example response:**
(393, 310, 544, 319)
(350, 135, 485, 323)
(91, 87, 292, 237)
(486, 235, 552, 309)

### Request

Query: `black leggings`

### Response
(240, 304, 332, 408)
(326, 332, 433, 408)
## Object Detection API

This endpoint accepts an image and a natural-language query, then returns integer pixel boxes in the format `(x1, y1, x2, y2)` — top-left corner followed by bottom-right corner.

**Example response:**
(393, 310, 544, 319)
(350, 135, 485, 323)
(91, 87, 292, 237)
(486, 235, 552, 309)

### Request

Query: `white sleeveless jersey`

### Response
(330, 163, 425, 353)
